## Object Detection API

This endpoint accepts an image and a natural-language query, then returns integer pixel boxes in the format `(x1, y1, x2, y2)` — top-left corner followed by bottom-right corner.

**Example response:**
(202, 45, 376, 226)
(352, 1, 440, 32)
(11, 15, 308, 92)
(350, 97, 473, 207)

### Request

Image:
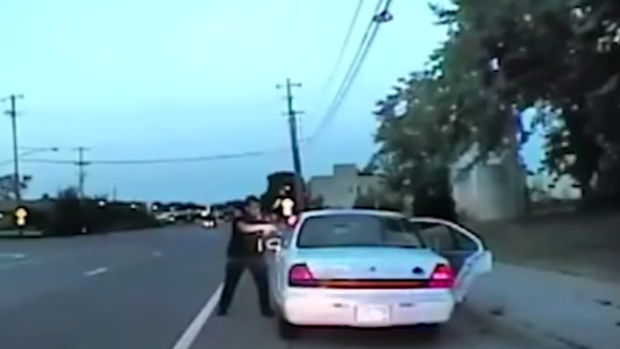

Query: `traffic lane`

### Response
(0, 252, 28, 268)
(0, 224, 202, 258)
(0, 232, 227, 349)
(469, 263, 620, 349)
(0, 225, 227, 310)
(190, 278, 564, 349)
(0, 240, 163, 309)
(0, 224, 223, 278)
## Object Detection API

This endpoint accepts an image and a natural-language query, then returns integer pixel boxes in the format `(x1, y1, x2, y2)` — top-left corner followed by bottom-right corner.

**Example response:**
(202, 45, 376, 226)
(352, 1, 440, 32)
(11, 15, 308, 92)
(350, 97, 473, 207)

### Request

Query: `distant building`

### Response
(307, 164, 381, 208)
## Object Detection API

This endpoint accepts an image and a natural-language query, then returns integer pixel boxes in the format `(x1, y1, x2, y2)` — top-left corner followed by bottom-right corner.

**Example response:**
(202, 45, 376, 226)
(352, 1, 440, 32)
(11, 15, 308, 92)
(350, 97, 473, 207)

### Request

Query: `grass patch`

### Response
(469, 210, 620, 283)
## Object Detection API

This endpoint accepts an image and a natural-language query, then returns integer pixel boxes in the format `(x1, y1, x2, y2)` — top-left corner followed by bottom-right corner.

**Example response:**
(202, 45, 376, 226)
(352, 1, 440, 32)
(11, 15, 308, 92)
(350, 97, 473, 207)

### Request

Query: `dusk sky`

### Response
(0, 0, 542, 203)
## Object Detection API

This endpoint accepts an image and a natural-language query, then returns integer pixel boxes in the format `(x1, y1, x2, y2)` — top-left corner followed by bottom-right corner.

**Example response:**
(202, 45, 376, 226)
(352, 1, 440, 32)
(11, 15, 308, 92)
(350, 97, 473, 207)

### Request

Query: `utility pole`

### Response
(2, 94, 24, 206)
(277, 79, 305, 211)
(74, 147, 90, 199)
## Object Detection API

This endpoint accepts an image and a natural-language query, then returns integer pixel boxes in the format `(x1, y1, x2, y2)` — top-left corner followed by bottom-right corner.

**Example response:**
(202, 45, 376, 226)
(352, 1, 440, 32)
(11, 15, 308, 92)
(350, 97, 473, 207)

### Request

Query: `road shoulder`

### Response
(469, 263, 620, 349)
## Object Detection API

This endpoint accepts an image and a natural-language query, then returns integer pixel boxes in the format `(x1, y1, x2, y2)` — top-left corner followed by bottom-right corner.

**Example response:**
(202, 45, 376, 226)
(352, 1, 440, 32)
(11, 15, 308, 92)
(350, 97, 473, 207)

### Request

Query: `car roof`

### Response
(300, 208, 405, 220)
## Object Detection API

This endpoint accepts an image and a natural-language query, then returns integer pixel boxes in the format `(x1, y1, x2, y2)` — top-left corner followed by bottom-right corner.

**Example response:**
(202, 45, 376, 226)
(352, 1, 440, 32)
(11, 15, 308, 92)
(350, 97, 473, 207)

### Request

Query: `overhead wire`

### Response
(299, 0, 366, 151)
(17, 0, 298, 167)
(319, 0, 365, 94)
(20, 146, 291, 165)
(307, 0, 392, 144)
(19, 0, 393, 167)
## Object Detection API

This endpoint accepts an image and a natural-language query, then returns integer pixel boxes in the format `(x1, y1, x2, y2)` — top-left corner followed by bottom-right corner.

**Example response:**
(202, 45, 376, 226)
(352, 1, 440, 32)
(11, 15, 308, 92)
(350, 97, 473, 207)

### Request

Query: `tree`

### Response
(0, 174, 32, 200)
(411, 167, 457, 221)
(373, 0, 620, 209)
(47, 187, 83, 236)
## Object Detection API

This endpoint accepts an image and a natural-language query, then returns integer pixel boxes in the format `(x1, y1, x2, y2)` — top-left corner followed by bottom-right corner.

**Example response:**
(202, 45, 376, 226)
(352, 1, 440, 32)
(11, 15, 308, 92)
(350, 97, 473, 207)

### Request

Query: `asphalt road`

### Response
(0, 224, 611, 349)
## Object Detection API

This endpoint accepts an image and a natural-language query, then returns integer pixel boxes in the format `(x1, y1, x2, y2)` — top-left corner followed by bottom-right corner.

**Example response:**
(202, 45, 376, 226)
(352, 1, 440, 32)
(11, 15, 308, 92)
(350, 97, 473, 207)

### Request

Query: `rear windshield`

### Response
(296, 214, 425, 248)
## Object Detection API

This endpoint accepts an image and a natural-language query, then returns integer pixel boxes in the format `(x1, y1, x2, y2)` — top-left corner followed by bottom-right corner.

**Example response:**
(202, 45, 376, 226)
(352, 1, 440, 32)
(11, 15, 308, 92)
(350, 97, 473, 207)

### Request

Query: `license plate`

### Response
(355, 305, 390, 323)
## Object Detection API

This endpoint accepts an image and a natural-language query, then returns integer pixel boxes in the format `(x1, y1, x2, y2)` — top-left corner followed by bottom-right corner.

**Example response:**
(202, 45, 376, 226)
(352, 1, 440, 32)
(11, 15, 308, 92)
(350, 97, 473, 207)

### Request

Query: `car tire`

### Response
(418, 323, 443, 338)
(277, 315, 301, 340)
(454, 298, 465, 310)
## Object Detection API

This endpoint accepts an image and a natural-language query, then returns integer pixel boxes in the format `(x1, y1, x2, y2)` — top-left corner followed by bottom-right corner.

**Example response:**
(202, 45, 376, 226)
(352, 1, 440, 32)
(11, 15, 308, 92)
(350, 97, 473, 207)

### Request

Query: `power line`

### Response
(320, 0, 365, 92)
(21, 146, 291, 165)
(12, 1, 393, 168)
(308, 0, 393, 143)
(309, 0, 390, 142)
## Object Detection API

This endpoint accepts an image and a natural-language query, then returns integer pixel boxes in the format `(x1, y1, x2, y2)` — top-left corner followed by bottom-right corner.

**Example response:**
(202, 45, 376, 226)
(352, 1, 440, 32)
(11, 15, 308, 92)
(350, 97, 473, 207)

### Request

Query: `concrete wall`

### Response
(450, 144, 527, 221)
(308, 164, 381, 208)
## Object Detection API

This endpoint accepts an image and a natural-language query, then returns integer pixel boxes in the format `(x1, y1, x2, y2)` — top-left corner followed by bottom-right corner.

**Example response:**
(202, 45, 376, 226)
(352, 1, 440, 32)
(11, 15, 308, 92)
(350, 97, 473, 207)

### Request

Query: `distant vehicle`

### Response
(199, 211, 217, 229)
(155, 212, 175, 223)
(201, 219, 216, 228)
(266, 209, 492, 339)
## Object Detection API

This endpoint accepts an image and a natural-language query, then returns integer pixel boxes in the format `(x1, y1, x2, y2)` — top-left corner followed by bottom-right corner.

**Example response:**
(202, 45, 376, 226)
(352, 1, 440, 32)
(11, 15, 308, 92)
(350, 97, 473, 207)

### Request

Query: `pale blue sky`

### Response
(0, 0, 542, 203)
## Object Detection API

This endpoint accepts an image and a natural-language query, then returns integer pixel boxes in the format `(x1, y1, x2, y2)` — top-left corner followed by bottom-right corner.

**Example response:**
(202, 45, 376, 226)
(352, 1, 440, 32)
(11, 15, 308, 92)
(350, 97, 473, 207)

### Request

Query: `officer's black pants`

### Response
(218, 256, 271, 312)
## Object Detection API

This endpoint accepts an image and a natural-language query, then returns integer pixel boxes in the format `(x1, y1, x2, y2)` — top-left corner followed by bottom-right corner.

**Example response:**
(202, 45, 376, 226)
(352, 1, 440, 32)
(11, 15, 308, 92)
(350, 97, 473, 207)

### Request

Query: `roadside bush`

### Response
(97, 202, 162, 231)
(22, 207, 49, 231)
(0, 206, 50, 232)
(45, 188, 87, 236)
(43, 187, 161, 237)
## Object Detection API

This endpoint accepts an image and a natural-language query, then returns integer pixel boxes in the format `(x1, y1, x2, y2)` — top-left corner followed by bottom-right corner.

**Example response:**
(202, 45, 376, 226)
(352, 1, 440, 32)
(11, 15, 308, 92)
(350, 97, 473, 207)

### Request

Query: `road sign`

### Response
(14, 207, 28, 227)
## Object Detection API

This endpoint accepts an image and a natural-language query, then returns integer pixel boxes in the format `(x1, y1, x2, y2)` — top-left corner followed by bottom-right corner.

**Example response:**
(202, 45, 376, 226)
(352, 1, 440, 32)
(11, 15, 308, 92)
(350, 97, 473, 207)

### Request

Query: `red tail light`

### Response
(428, 263, 454, 289)
(288, 263, 318, 287)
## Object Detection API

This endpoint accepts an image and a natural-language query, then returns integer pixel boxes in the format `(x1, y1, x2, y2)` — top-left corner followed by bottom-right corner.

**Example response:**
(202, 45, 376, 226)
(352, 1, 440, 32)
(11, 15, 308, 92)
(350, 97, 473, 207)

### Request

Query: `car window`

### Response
(413, 221, 478, 251)
(296, 214, 424, 248)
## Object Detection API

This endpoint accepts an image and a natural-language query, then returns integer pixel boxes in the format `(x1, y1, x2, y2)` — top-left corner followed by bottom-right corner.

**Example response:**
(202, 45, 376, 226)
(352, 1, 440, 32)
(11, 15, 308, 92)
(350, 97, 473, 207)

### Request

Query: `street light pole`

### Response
(19, 146, 60, 157)
(0, 147, 60, 166)
(2, 95, 24, 204)
(2, 94, 25, 236)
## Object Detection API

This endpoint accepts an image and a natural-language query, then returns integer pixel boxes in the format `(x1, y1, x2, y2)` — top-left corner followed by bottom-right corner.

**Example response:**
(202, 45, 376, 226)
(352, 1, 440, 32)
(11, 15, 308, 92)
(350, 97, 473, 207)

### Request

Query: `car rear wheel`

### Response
(277, 315, 301, 340)
(417, 323, 443, 338)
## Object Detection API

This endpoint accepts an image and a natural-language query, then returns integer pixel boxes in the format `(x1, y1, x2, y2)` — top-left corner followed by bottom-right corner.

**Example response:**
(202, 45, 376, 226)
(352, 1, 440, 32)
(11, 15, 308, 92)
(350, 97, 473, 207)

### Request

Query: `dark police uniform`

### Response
(217, 212, 272, 316)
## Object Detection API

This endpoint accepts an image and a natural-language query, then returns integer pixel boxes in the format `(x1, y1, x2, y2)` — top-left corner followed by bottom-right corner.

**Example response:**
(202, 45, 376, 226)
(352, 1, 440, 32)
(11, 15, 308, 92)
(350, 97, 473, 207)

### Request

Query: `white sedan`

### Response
(267, 209, 492, 340)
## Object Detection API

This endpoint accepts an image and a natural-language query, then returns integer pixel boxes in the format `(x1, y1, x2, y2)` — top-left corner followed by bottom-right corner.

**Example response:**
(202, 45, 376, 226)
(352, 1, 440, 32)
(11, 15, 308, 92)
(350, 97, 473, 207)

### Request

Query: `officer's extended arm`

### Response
(237, 221, 277, 234)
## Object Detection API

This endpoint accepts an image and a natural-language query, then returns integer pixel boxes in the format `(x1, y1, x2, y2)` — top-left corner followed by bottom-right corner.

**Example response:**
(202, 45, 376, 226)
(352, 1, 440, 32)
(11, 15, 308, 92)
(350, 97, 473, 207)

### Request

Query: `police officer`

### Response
(217, 195, 276, 316)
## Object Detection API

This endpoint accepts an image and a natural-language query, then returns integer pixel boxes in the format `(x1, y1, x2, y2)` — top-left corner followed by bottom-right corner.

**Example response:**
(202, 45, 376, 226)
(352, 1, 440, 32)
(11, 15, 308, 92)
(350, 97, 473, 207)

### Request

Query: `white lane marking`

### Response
(171, 283, 223, 349)
(0, 259, 34, 271)
(84, 267, 108, 277)
(0, 253, 26, 259)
